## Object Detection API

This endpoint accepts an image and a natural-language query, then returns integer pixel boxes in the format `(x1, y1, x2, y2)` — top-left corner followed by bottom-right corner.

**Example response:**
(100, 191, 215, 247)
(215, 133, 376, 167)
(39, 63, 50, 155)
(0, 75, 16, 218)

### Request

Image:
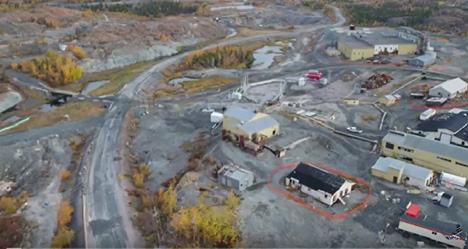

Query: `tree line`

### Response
(10, 50, 84, 87)
(81, 1, 197, 18)
(348, 2, 433, 26)
(181, 45, 255, 70)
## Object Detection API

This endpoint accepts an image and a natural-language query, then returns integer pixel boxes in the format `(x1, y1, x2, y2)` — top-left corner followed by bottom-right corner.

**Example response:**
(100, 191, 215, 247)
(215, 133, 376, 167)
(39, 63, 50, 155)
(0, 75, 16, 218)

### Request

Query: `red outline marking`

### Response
(267, 162, 371, 220)
(407, 83, 468, 109)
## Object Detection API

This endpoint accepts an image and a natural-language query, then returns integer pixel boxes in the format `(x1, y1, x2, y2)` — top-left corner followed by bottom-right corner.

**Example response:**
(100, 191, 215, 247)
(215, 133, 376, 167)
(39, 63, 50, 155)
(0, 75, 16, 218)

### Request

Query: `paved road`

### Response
(82, 6, 346, 248)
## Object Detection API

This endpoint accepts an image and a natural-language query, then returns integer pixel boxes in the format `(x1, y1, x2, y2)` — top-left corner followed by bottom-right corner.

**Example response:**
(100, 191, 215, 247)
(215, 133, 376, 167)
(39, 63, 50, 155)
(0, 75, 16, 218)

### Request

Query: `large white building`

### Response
(429, 78, 468, 99)
(285, 162, 355, 206)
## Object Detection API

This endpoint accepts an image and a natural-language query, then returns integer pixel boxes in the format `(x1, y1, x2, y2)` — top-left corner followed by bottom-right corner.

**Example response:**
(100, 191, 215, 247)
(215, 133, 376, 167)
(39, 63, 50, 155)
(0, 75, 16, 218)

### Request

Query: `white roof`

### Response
(372, 157, 432, 181)
(384, 95, 396, 101)
(431, 78, 468, 94)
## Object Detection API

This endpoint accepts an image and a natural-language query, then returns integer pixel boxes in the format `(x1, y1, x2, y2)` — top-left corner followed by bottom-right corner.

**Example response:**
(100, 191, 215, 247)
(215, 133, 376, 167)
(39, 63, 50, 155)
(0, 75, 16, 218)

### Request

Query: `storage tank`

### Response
(441, 172, 466, 187)
(210, 112, 223, 123)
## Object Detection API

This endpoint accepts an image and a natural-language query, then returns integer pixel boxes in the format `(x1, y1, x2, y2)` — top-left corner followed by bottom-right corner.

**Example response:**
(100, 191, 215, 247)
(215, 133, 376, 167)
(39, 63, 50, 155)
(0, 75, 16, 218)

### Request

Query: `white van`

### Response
(419, 109, 436, 121)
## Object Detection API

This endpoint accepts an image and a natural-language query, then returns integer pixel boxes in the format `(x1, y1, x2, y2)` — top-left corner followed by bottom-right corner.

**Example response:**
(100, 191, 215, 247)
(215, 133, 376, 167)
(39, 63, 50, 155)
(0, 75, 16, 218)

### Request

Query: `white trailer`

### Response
(398, 203, 466, 249)
(419, 108, 436, 121)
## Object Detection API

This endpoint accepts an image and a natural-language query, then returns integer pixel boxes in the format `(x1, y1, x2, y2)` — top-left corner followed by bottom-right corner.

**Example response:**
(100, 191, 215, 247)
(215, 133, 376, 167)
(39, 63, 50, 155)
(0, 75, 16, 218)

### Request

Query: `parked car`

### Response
(347, 127, 363, 134)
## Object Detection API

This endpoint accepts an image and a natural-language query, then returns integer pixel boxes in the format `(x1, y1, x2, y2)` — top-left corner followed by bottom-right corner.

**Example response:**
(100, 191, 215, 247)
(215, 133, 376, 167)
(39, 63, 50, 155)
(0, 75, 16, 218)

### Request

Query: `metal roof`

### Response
(372, 157, 432, 181)
(224, 106, 257, 122)
(238, 115, 279, 135)
(409, 51, 437, 64)
(384, 95, 396, 101)
(383, 131, 468, 163)
(287, 162, 345, 194)
(400, 212, 466, 239)
(416, 112, 468, 133)
(430, 78, 468, 95)
(339, 35, 373, 49)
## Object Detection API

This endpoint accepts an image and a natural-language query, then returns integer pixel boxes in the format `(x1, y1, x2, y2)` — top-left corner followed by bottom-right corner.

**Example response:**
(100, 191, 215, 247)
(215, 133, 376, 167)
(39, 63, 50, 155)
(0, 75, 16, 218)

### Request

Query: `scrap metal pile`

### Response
(361, 73, 393, 89)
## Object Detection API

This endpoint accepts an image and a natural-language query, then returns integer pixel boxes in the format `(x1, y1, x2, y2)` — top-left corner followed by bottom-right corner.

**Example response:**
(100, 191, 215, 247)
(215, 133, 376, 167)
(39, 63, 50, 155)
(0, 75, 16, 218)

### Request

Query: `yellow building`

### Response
(371, 157, 434, 189)
(398, 43, 418, 55)
(381, 130, 468, 177)
(342, 98, 360, 105)
(378, 95, 396, 106)
(337, 37, 374, 61)
(222, 107, 279, 143)
(337, 32, 418, 61)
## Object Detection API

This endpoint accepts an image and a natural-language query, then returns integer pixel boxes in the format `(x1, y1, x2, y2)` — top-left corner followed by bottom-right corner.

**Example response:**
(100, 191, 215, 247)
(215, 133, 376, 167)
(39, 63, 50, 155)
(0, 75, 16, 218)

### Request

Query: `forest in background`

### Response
(81, 1, 197, 18)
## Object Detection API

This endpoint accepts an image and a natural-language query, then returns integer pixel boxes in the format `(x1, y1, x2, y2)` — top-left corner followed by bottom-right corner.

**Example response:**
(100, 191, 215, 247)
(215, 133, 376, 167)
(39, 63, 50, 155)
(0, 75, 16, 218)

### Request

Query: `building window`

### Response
(324, 194, 328, 198)
(397, 146, 414, 153)
(401, 156, 413, 162)
(385, 142, 395, 150)
(437, 156, 452, 163)
(272, 130, 276, 135)
(432, 231, 437, 235)
(456, 162, 468, 167)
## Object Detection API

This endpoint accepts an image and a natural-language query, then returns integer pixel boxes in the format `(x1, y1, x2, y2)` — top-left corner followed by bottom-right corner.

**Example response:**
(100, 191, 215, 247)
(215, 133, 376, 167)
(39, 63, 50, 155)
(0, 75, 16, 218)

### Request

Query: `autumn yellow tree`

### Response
(157, 182, 177, 217)
(0, 197, 18, 215)
(57, 202, 74, 229)
(68, 44, 87, 60)
(82, 9, 93, 18)
(61, 170, 71, 181)
(171, 194, 241, 247)
(51, 228, 74, 248)
(133, 173, 145, 188)
(224, 191, 240, 209)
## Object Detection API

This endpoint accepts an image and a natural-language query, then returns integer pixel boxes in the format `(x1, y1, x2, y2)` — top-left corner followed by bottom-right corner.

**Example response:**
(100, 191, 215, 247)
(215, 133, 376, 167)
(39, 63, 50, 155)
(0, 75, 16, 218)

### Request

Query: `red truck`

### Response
(305, 70, 322, 81)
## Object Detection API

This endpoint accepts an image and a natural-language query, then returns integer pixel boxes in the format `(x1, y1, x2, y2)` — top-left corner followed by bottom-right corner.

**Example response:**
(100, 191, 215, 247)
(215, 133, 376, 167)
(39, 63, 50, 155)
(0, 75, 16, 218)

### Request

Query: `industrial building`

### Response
(222, 106, 279, 143)
(397, 27, 427, 53)
(398, 203, 466, 248)
(408, 51, 437, 67)
(338, 32, 417, 61)
(217, 165, 254, 191)
(285, 162, 355, 206)
(428, 78, 468, 99)
(381, 130, 468, 177)
(371, 157, 434, 189)
(414, 110, 468, 146)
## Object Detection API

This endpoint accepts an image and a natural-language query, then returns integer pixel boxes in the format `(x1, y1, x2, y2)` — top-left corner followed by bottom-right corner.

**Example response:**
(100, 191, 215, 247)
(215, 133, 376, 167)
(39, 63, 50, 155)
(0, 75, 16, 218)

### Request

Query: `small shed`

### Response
(217, 165, 254, 191)
(342, 98, 360, 105)
(438, 192, 453, 208)
(379, 95, 396, 106)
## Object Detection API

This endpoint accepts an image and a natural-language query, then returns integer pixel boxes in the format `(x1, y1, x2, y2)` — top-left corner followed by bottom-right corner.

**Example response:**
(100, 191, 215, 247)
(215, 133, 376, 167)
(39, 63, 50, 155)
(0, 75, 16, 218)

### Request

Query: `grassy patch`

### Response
(1, 102, 106, 134)
(87, 61, 155, 97)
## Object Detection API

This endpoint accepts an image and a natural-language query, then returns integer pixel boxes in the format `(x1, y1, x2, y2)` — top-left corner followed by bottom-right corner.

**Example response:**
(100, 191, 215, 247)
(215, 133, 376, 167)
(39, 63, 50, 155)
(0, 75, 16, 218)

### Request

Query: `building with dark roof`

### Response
(398, 203, 466, 248)
(285, 162, 355, 206)
(414, 110, 468, 147)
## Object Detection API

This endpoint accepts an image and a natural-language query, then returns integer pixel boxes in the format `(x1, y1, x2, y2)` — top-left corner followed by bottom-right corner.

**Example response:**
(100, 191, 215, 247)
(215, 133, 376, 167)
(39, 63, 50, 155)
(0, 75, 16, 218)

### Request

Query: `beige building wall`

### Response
(398, 43, 417, 55)
(381, 140, 468, 177)
(338, 41, 374, 61)
(371, 167, 403, 183)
